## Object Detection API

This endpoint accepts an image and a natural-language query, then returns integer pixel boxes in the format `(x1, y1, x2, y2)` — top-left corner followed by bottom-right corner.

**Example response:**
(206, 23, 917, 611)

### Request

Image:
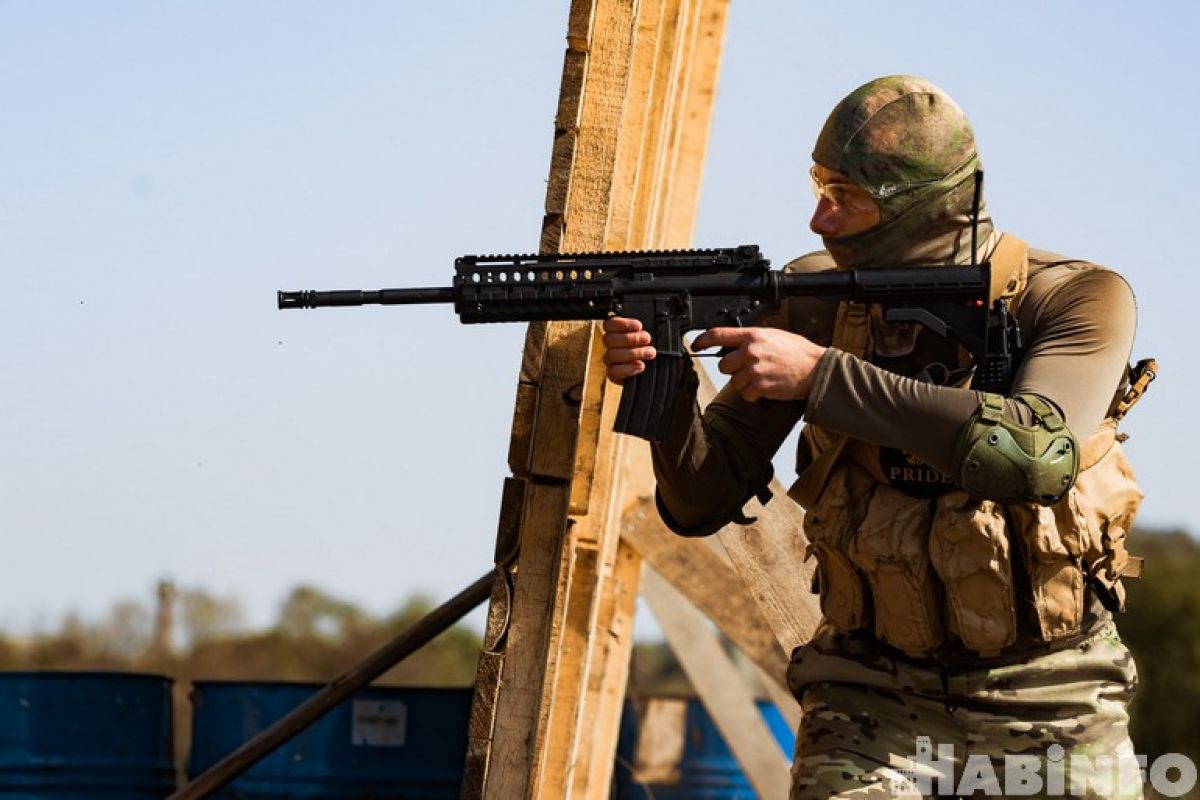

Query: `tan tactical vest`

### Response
(790, 235, 1148, 658)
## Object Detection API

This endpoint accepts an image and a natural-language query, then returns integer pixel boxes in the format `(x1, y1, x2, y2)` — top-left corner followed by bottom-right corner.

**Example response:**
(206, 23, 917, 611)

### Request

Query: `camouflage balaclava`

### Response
(813, 75, 992, 268)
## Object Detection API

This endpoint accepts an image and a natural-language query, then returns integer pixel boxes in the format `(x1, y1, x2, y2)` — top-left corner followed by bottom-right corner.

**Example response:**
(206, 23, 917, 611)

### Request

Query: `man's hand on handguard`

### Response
(601, 317, 826, 401)
(694, 327, 826, 402)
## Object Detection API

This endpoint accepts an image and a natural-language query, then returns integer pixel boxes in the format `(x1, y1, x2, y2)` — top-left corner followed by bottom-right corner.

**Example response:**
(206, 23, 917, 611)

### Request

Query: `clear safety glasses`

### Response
(809, 167, 880, 214)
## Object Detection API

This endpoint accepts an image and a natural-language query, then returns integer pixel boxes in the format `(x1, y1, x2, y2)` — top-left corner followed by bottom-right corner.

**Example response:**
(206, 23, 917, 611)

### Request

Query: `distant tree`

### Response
(178, 588, 243, 647)
(1120, 528, 1200, 770)
(376, 596, 481, 686)
(278, 584, 370, 641)
(102, 599, 152, 659)
(0, 635, 19, 669)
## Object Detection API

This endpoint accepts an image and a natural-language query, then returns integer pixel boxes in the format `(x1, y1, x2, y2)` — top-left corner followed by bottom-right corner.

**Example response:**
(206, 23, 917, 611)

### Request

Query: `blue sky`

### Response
(2, 2, 1195, 633)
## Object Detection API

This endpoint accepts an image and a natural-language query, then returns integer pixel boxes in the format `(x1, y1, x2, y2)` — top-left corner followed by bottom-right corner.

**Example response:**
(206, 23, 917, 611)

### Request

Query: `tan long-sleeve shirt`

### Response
(652, 246, 1137, 535)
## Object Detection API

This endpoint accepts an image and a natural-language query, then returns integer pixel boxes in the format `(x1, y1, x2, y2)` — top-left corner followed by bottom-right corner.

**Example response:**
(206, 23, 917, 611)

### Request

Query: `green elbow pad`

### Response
(953, 393, 1079, 506)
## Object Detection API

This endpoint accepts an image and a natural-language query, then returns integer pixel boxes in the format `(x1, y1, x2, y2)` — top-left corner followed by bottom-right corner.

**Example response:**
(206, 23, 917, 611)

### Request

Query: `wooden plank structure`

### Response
(461, 1, 823, 798)
(165, 3, 824, 798)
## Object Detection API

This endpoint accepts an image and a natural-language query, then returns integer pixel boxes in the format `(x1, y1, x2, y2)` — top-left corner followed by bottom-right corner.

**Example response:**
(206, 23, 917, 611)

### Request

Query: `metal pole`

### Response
(169, 570, 495, 800)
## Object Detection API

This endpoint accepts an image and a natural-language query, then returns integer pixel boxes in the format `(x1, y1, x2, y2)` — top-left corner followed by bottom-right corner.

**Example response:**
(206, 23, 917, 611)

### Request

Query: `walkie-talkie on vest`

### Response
(971, 170, 1024, 392)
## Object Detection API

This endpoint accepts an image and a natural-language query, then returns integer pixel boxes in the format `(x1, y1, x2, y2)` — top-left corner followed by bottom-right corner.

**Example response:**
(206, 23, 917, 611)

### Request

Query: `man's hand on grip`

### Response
(693, 327, 826, 402)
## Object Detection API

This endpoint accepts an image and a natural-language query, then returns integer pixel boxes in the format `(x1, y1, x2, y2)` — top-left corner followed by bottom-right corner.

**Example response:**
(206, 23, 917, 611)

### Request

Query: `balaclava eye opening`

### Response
(813, 75, 992, 269)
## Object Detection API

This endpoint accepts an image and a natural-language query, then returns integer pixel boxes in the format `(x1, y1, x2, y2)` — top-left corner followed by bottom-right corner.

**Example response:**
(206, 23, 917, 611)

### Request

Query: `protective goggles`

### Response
(808, 167, 880, 214)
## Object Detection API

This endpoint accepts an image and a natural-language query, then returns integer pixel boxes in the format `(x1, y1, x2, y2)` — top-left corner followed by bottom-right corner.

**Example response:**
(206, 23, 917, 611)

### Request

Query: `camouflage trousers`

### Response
(785, 620, 1141, 799)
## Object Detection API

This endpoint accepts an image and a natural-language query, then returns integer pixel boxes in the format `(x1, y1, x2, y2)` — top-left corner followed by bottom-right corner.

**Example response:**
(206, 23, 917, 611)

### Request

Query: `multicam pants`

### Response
(785, 620, 1141, 799)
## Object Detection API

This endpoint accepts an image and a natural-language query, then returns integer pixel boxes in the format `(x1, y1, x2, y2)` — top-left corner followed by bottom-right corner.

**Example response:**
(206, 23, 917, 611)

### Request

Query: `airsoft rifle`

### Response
(278, 244, 1021, 442)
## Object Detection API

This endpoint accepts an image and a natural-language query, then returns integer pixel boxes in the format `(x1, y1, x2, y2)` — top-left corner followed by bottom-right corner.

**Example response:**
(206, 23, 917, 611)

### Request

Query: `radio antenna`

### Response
(970, 169, 984, 266)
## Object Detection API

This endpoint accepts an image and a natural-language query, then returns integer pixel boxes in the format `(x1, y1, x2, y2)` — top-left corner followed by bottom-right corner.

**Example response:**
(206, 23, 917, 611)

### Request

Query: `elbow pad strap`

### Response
(954, 393, 1079, 505)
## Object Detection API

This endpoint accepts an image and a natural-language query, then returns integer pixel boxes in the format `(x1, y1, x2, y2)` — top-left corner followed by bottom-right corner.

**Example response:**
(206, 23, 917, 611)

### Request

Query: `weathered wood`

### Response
(461, 650, 504, 795)
(523, 4, 644, 796)
(620, 495, 796, 700)
(715, 492, 822, 654)
(647, 0, 700, 243)
(470, 0, 732, 795)
(461, 482, 525, 796)
(627, 0, 690, 248)
(550, 2, 673, 785)
(691, 367, 824, 653)
(540, 1, 592, 252)
(483, 481, 573, 800)
(528, 0, 639, 486)
(537, 540, 600, 792)
(642, 568, 792, 800)
(656, 0, 728, 244)
(538, 354, 629, 796)
(526, 320, 595, 482)
(572, 536, 641, 797)
(568, 331, 615, 516)
(622, 696, 687, 785)
(507, 324, 548, 475)
(564, 1, 735, 794)
(603, 0, 667, 252)
(474, 2, 646, 797)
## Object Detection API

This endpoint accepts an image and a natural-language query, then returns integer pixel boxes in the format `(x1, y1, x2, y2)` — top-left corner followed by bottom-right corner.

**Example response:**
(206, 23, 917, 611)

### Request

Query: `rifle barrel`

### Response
(278, 287, 456, 310)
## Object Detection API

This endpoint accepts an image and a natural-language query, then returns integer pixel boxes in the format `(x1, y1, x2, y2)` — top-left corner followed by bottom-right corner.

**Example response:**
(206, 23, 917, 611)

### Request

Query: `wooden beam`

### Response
(603, 0, 667, 252)
(619, 496, 797, 704)
(465, 2, 644, 797)
(536, 358, 627, 796)
(570, 536, 642, 797)
(656, 0, 728, 244)
(626, 0, 690, 248)
(563, 1, 731, 795)
(480, 480, 573, 799)
(465, 1, 732, 796)
(642, 568, 792, 800)
(691, 368, 825, 654)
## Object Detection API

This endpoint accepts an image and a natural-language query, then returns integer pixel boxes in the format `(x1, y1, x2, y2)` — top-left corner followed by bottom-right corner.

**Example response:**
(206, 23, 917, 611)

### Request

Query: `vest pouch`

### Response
(849, 485, 944, 656)
(803, 464, 874, 633)
(1008, 503, 1084, 641)
(1062, 439, 1144, 609)
(929, 492, 1017, 656)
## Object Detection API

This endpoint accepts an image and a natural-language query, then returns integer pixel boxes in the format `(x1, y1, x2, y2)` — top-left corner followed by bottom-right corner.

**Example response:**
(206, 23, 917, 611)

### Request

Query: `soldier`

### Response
(602, 75, 1151, 798)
